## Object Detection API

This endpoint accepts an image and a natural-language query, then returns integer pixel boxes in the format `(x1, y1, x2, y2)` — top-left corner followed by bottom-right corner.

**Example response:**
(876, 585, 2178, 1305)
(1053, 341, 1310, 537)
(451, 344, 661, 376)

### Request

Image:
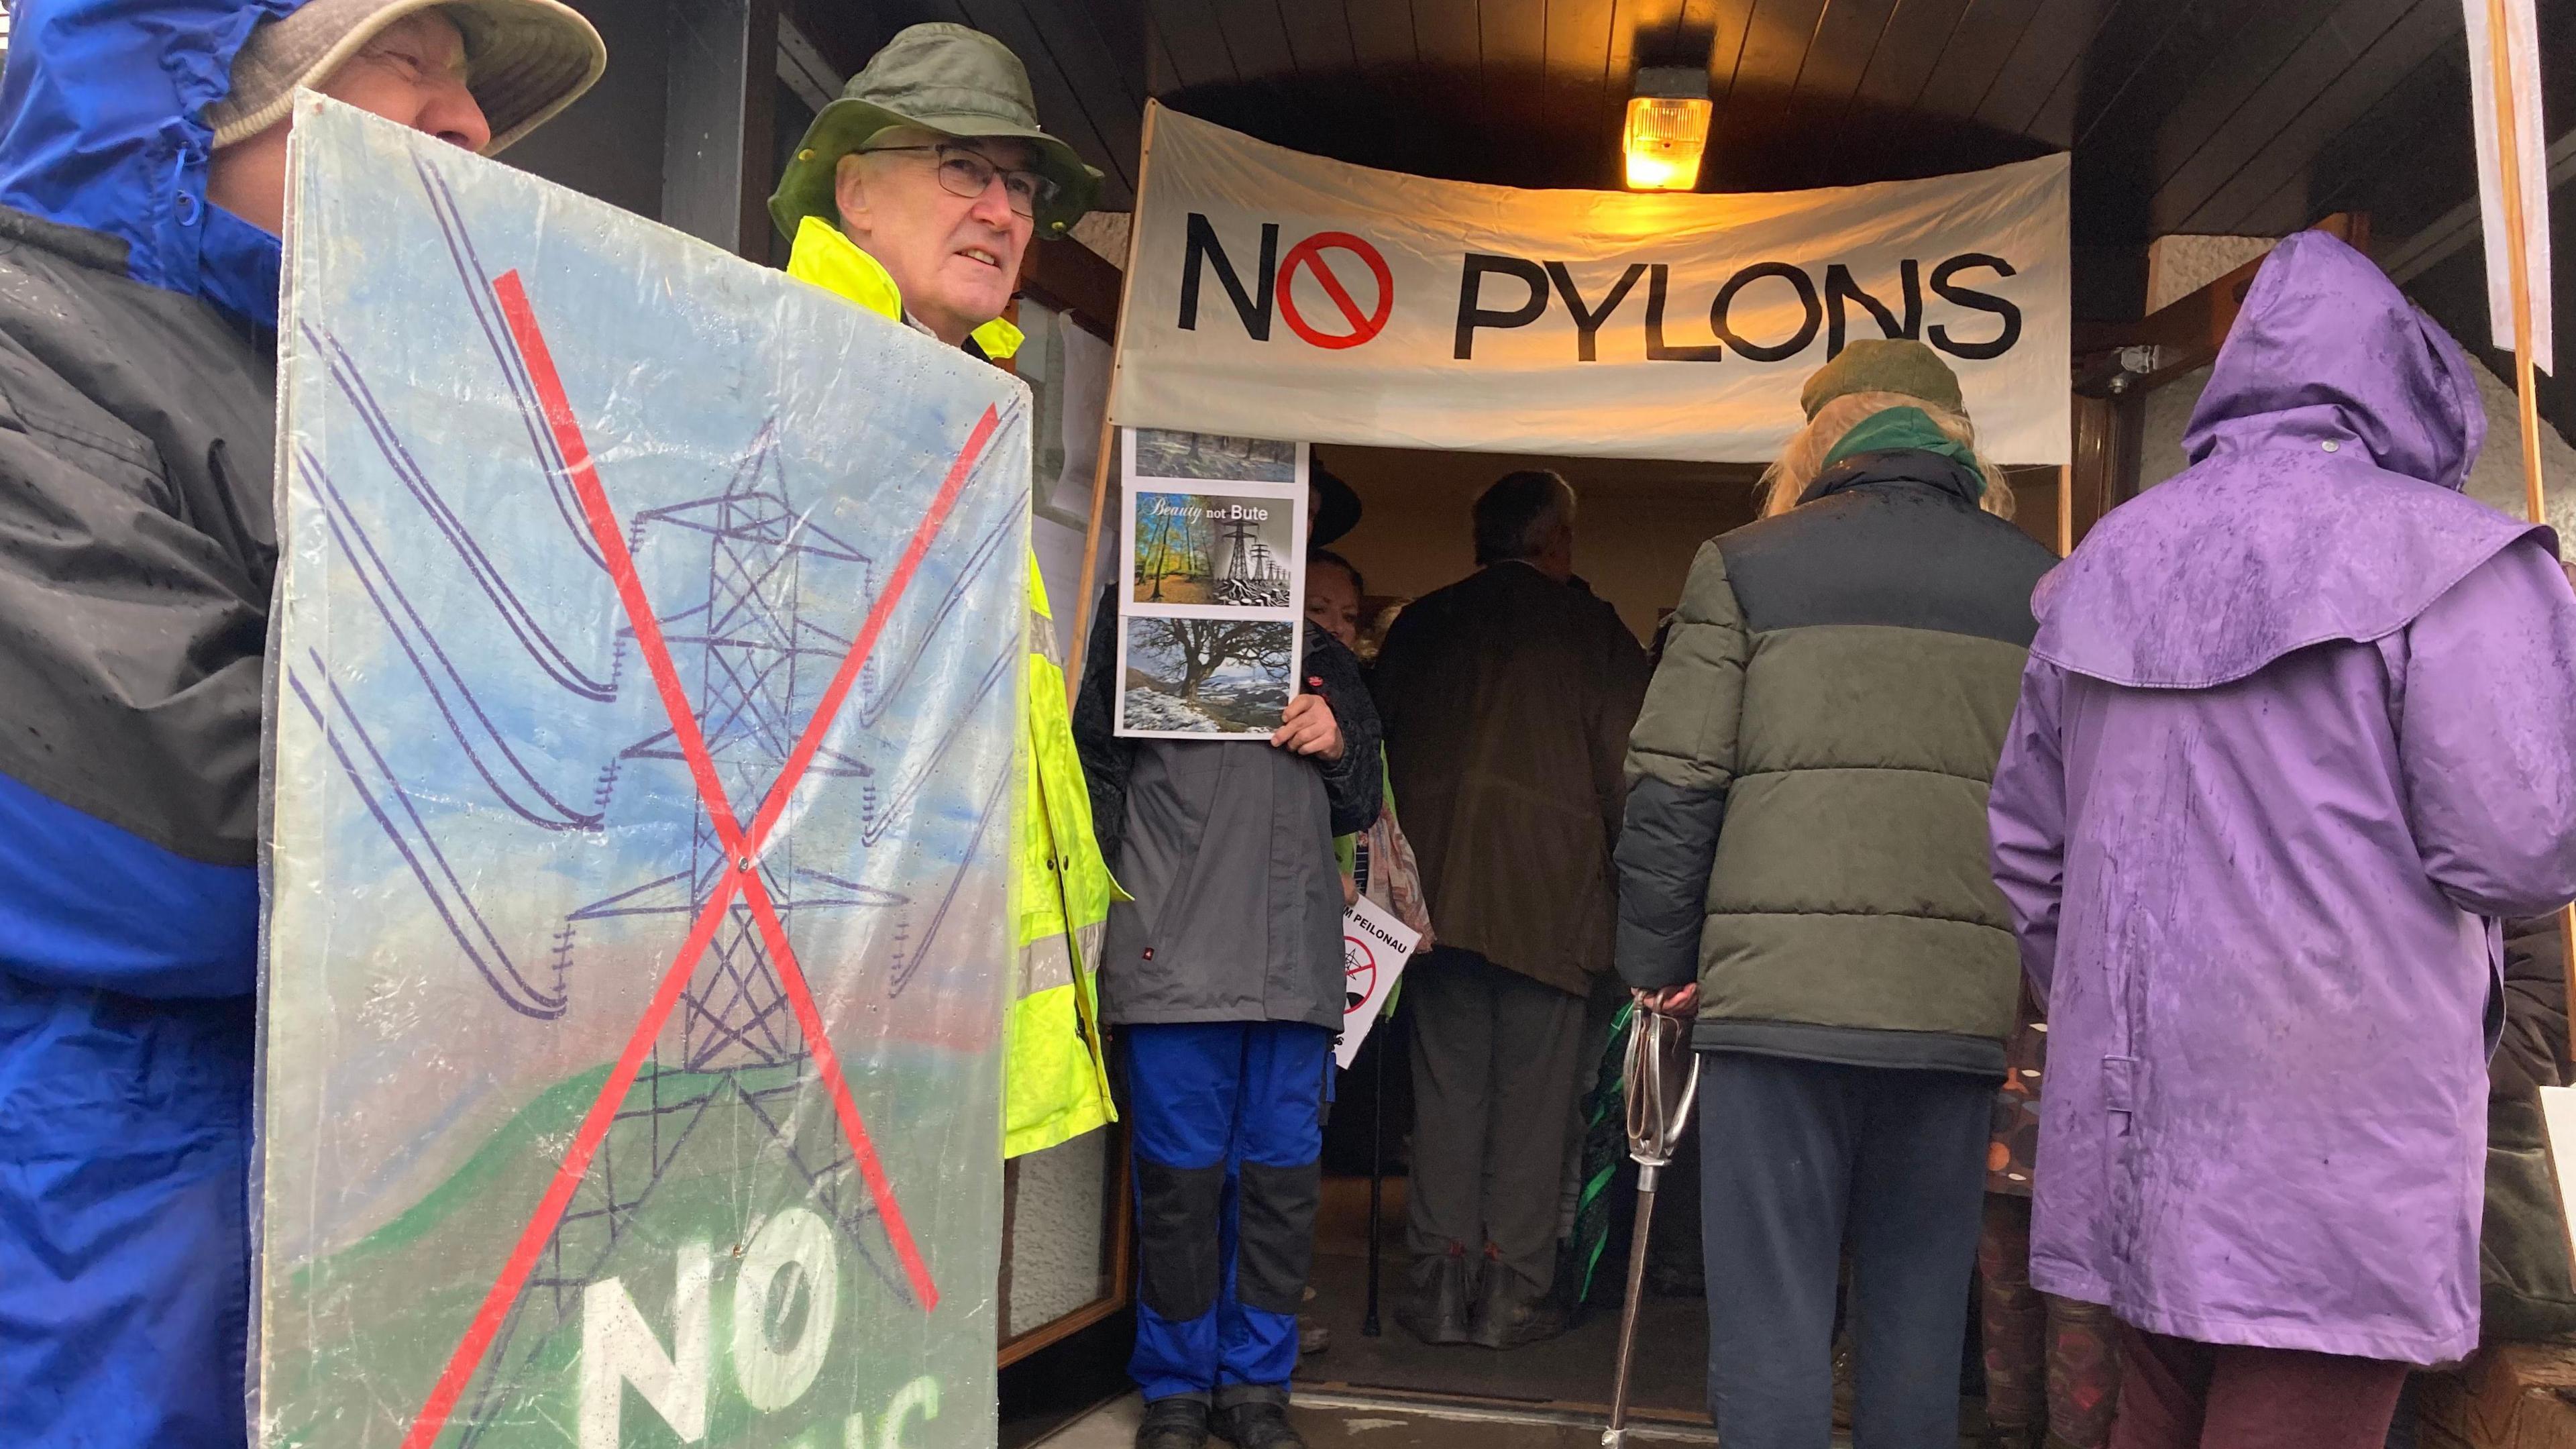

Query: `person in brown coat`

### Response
(1373, 470, 1651, 1348)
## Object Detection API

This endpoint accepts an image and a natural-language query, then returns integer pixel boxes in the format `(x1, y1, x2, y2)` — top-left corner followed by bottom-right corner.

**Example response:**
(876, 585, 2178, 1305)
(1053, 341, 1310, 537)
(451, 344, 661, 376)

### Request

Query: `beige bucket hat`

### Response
(205, 0, 608, 156)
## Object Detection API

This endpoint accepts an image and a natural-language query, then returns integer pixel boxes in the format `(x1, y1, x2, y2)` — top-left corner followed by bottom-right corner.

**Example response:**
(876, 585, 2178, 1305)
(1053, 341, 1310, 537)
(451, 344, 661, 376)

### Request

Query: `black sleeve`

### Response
(1071, 584, 1134, 869)
(1593, 606, 1653, 863)
(1613, 543, 1750, 992)
(2496, 914, 2570, 1099)
(1367, 600, 1424, 748)
(1305, 632, 1381, 837)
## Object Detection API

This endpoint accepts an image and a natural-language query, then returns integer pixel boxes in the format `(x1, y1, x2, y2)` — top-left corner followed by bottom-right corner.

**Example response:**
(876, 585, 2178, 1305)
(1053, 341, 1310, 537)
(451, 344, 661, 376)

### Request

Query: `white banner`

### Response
(2464, 0, 2553, 375)
(1112, 104, 2072, 466)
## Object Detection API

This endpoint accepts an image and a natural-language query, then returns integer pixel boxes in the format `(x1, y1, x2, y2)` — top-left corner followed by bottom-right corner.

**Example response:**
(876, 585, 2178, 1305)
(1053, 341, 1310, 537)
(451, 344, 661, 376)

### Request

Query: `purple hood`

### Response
(2033, 230, 2547, 688)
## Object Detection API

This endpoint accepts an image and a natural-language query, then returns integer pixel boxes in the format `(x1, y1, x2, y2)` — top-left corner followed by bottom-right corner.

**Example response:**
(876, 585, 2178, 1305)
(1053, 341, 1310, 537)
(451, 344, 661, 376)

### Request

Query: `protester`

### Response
(1295, 509, 1426, 1367)
(2476, 914, 2576, 1344)
(1615, 339, 2053, 1444)
(1075, 588, 1381, 1449)
(769, 23, 1126, 1165)
(1309, 550, 1433, 941)
(1988, 231, 2576, 1449)
(1979, 985, 2121, 1449)
(1373, 470, 1650, 1349)
(2383, 913, 2576, 1448)
(1305, 548, 1367, 657)
(0, 2, 602, 1442)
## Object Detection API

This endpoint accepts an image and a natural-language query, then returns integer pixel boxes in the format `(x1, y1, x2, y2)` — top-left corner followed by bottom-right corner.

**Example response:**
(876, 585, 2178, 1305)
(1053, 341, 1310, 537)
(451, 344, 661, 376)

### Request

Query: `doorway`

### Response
(1291, 445, 1745, 1418)
(1286, 444, 2063, 1418)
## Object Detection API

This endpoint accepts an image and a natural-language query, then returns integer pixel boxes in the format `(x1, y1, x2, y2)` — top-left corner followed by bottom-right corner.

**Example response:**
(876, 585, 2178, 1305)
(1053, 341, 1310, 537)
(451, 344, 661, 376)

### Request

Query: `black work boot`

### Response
(1467, 1250, 1568, 1350)
(1211, 1395, 1305, 1449)
(1395, 1245, 1472, 1346)
(1136, 1397, 1210, 1449)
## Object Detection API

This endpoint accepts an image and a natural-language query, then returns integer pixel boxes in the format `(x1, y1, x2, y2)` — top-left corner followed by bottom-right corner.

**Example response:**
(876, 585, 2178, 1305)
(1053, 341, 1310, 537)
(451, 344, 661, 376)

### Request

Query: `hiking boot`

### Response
(1297, 1315, 1331, 1355)
(1211, 1399, 1305, 1449)
(1467, 1255, 1569, 1350)
(1136, 1398, 1210, 1449)
(1395, 1247, 1472, 1346)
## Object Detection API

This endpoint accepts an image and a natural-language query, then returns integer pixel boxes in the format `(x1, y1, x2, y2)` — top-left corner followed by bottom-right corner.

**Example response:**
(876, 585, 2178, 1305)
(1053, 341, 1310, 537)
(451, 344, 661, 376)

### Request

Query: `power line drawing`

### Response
(266, 138, 1028, 1447)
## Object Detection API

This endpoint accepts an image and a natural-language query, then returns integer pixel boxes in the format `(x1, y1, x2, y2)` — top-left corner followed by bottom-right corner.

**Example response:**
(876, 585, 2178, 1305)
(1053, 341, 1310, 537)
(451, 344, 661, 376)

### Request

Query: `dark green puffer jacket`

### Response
(1614, 447, 2055, 1075)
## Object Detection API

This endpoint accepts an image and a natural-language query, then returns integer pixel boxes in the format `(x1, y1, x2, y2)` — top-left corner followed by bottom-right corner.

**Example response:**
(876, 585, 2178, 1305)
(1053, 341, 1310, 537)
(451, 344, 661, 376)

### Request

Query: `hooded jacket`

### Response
(1988, 230, 2576, 1364)
(0, 3, 301, 1444)
(1617, 443, 2055, 1073)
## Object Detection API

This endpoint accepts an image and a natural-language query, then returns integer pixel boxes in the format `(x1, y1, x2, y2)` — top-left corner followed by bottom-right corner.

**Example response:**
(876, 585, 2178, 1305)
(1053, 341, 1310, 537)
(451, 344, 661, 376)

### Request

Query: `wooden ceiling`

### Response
(792, 0, 2569, 318)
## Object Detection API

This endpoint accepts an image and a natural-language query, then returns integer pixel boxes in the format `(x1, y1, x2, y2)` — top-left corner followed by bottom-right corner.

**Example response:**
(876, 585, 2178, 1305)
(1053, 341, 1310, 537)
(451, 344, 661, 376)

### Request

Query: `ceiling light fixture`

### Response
(1625, 66, 1712, 192)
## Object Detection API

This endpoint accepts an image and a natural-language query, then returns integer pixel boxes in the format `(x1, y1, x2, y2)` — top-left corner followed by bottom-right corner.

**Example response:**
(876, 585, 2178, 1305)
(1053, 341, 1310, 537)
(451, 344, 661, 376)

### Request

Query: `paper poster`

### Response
(1113, 427, 1308, 738)
(1337, 895, 1421, 1070)
(260, 97, 1025, 1448)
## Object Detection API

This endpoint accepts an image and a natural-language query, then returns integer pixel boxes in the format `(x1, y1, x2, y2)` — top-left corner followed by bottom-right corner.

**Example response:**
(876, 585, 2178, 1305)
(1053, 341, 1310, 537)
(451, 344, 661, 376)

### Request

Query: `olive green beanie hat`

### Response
(1798, 337, 1966, 420)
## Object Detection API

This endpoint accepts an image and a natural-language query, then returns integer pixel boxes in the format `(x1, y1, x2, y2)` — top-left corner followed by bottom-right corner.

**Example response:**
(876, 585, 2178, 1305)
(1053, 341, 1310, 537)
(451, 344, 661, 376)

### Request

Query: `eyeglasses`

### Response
(861, 142, 1058, 219)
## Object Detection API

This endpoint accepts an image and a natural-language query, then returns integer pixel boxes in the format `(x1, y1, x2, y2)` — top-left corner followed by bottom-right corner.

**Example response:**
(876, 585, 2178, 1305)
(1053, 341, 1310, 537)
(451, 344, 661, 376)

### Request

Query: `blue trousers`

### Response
(1697, 1053, 1991, 1449)
(1122, 1021, 1332, 1405)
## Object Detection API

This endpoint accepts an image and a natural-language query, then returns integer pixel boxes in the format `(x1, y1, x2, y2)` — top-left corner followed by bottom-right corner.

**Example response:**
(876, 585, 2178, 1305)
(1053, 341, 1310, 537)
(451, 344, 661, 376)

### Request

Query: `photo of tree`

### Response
(1131, 491, 1295, 608)
(1121, 616, 1296, 734)
(1132, 428, 1297, 483)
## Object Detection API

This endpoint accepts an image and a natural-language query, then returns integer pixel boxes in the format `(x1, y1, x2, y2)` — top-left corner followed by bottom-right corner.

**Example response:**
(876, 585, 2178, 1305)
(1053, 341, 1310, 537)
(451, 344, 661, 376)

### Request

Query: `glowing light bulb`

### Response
(1623, 94, 1712, 191)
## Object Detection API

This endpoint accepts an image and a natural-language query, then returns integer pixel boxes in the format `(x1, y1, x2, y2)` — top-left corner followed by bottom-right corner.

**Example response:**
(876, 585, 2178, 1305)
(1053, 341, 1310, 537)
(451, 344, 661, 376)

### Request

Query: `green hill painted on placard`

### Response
(261, 1044, 1000, 1449)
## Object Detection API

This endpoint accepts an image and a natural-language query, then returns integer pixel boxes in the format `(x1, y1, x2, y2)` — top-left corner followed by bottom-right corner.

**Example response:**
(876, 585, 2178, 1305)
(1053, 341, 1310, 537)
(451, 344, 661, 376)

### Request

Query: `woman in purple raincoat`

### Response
(1988, 230, 2576, 1449)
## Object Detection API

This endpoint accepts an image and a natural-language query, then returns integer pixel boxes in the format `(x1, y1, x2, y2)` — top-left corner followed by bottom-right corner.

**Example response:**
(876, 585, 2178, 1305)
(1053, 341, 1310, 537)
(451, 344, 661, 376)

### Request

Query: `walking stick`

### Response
(1363, 1030, 1385, 1337)
(1603, 1007, 1702, 1449)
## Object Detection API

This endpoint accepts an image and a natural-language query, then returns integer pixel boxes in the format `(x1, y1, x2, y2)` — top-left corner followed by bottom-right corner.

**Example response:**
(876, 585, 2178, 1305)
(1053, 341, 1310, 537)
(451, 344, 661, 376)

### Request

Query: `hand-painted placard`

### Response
(260, 97, 1026, 1449)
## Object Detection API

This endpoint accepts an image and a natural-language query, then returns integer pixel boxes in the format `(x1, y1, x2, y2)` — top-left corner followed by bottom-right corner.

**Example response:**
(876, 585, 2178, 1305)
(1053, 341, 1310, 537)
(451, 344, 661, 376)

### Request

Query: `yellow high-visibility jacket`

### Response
(787, 216, 1118, 1157)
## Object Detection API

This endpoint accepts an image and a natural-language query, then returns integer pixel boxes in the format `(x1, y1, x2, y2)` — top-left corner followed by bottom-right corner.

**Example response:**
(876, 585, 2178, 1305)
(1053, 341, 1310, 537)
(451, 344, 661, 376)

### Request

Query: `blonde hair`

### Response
(1756, 390, 2013, 521)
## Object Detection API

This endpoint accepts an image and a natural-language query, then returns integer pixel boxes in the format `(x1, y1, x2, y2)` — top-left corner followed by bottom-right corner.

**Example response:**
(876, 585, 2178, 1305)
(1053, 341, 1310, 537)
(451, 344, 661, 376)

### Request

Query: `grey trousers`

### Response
(1403, 947, 1587, 1298)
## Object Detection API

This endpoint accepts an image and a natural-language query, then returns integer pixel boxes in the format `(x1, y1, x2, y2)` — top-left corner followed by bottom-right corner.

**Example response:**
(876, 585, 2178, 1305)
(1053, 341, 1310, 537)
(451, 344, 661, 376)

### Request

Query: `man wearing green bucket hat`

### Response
(767, 13, 1130, 1336)
(770, 21, 1099, 357)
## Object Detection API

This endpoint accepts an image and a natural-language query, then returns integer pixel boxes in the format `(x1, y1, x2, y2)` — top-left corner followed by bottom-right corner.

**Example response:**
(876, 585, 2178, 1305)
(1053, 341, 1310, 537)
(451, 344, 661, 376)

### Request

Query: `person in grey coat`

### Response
(1074, 592, 1381, 1449)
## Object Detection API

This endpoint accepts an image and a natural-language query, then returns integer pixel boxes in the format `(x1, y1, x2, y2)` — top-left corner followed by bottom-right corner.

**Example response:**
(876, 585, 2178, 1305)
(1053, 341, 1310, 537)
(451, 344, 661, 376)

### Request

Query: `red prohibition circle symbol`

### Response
(1278, 231, 1394, 350)
(1344, 934, 1379, 1014)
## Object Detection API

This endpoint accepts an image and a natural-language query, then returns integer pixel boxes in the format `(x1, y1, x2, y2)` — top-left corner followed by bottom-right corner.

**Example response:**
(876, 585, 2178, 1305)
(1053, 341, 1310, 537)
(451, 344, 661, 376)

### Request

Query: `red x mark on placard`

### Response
(397, 270, 1000, 1448)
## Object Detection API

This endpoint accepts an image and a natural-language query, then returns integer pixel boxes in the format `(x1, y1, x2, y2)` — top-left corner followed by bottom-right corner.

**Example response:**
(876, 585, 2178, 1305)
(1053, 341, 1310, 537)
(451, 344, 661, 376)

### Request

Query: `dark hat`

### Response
(1799, 337, 1966, 420)
(1310, 455, 1361, 548)
(768, 23, 1102, 240)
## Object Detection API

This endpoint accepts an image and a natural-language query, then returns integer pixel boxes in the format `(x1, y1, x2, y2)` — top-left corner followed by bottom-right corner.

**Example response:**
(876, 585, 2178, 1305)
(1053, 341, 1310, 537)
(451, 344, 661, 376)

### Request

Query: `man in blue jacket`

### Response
(0, 3, 601, 1442)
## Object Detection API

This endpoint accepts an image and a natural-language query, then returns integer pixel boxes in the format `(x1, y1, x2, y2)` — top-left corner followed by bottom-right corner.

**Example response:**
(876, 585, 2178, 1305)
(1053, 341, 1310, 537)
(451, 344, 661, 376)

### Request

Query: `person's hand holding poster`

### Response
(1114, 428, 1308, 737)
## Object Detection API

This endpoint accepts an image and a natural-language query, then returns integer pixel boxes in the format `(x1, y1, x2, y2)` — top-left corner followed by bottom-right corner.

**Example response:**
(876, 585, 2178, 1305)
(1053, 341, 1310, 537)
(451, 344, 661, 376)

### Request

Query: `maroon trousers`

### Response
(2107, 1324, 2408, 1449)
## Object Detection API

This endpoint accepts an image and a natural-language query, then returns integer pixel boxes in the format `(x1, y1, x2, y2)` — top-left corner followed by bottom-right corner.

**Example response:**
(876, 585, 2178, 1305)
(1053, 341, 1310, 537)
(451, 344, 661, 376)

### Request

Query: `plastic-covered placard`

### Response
(258, 98, 1026, 1449)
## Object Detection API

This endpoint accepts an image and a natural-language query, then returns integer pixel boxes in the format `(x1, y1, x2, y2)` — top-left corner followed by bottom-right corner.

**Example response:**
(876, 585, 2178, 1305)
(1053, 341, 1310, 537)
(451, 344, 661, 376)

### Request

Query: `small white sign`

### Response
(1337, 894, 1421, 1070)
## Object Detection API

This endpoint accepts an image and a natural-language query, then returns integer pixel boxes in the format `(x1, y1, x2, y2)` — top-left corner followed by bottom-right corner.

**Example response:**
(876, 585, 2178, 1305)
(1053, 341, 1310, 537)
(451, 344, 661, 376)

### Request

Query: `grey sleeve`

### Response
(0, 357, 268, 864)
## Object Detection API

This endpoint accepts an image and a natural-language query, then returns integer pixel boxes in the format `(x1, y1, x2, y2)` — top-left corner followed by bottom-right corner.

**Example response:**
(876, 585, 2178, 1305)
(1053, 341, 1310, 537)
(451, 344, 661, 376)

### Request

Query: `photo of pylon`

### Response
(258, 100, 1028, 1449)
